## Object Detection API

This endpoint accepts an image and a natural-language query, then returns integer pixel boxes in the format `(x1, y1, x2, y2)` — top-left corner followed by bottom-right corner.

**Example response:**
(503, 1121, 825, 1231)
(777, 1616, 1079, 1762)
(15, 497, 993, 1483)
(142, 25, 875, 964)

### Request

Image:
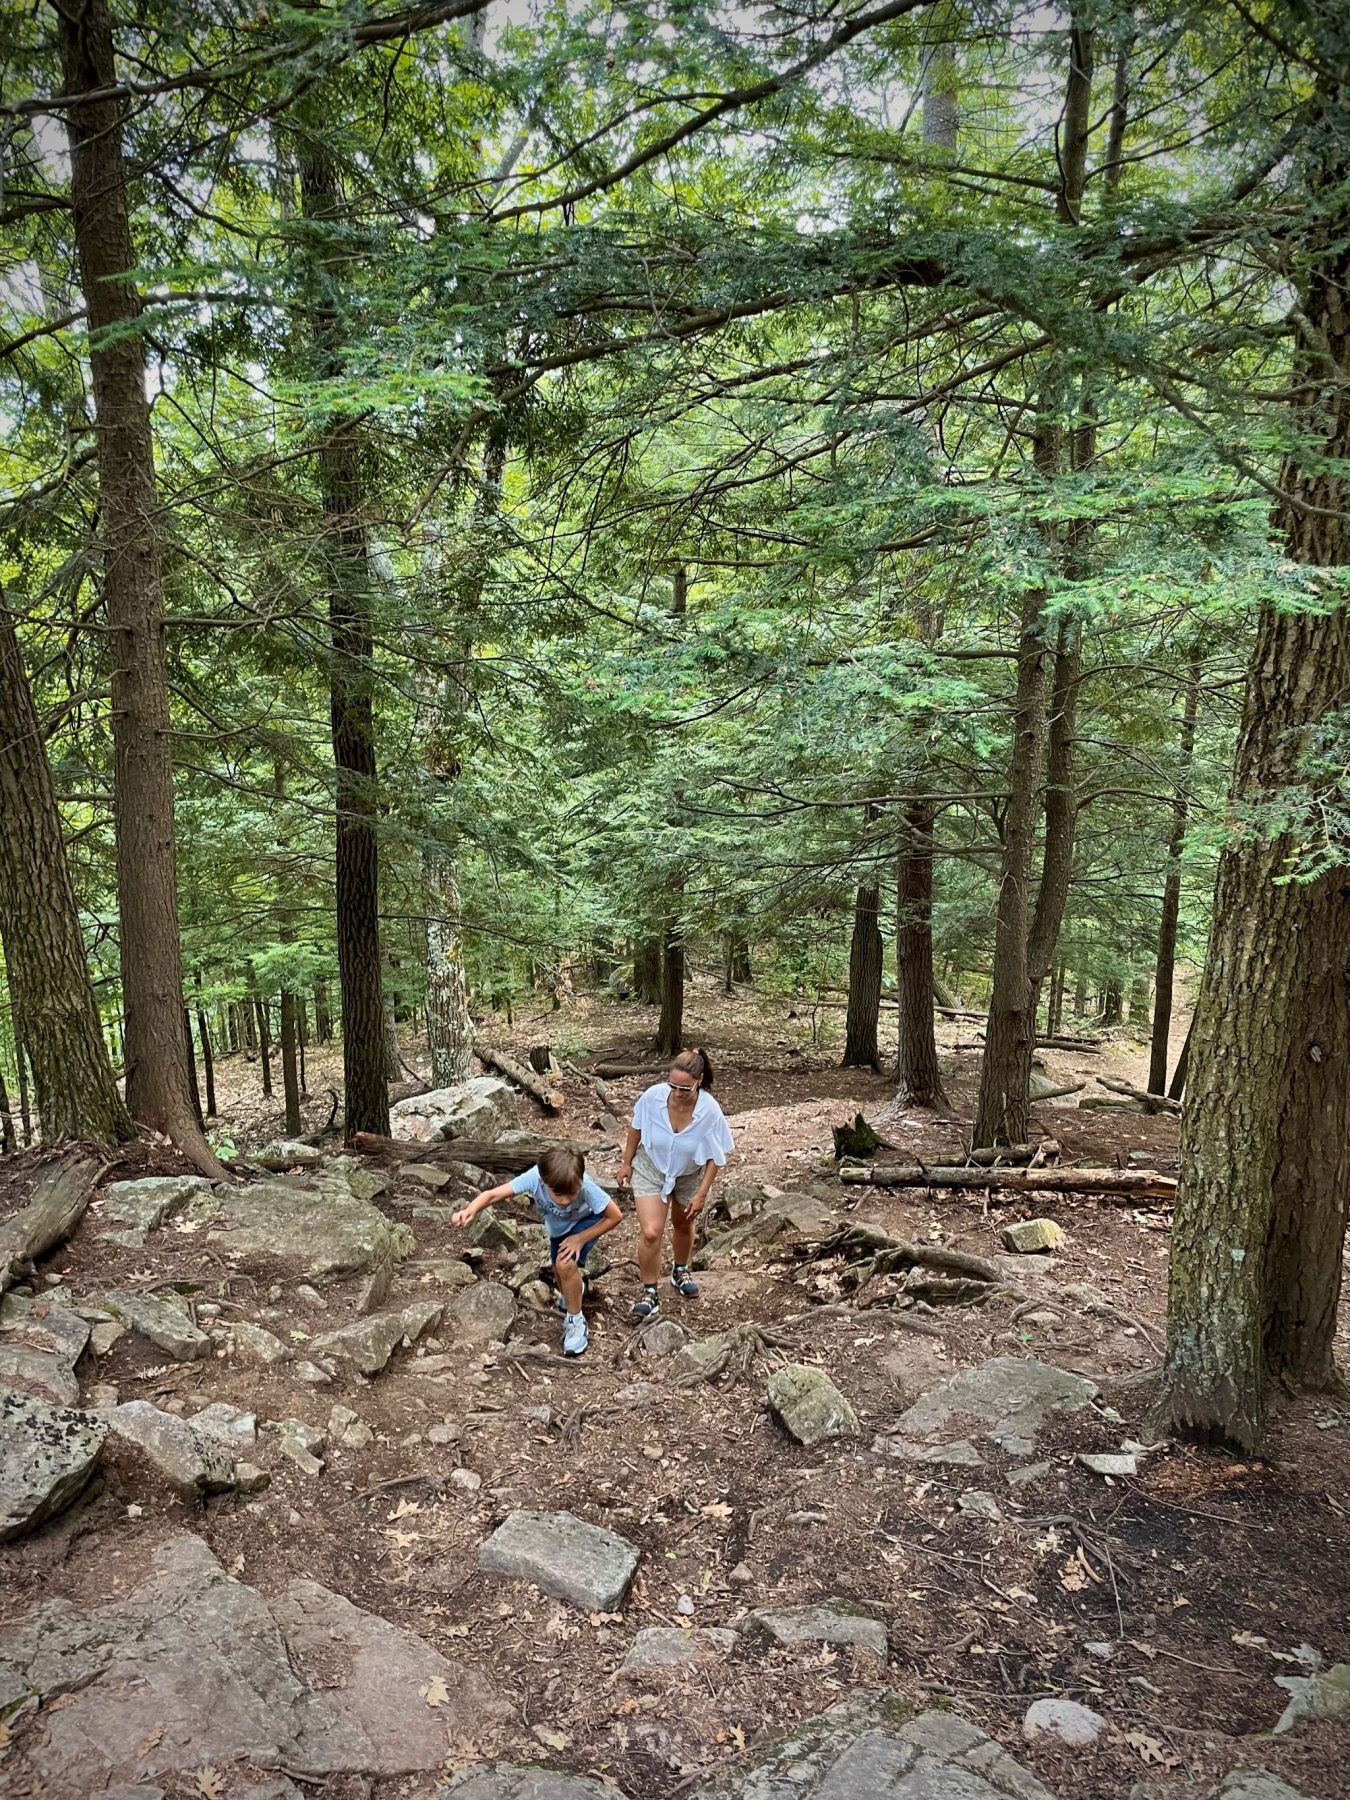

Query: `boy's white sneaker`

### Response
(562, 1312, 589, 1357)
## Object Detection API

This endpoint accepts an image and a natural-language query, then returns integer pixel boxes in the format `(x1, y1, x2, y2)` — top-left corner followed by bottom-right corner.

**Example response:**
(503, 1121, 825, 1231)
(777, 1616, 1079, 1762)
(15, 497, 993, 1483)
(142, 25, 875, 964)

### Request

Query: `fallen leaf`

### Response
(136, 1725, 165, 1759)
(533, 1725, 570, 1751)
(388, 1529, 418, 1550)
(700, 1501, 732, 1519)
(1124, 1730, 1178, 1769)
(197, 1770, 226, 1800)
(1232, 1631, 1269, 1649)
(389, 1497, 422, 1521)
(422, 1675, 450, 1708)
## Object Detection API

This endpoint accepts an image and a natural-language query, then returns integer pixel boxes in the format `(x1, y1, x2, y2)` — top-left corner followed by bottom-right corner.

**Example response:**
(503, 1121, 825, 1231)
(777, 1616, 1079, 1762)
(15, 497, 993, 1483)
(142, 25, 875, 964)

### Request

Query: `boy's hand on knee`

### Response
(556, 1237, 581, 1265)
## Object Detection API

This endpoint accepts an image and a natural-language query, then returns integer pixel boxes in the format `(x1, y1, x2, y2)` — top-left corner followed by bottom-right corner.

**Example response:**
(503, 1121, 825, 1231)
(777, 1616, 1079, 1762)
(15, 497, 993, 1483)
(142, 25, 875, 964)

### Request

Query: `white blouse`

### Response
(631, 1084, 735, 1198)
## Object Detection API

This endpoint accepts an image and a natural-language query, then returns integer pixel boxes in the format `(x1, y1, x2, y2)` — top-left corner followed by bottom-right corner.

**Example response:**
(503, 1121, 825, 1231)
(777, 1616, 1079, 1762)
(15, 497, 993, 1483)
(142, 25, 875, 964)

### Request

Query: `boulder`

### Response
(390, 1077, 518, 1145)
(191, 1402, 257, 1446)
(894, 1356, 1097, 1456)
(253, 1141, 323, 1172)
(311, 1301, 442, 1376)
(0, 1305, 90, 1405)
(692, 1689, 1053, 1799)
(1078, 1451, 1137, 1477)
(479, 1508, 639, 1611)
(98, 1175, 210, 1237)
(1022, 1697, 1106, 1747)
(639, 1318, 691, 1358)
(328, 1404, 374, 1450)
(766, 1364, 859, 1446)
(1273, 1662, 1350, 1734)
(744, 1600, 886, 1658)
(104, 1401, 236, 1500)
(101, 1290, 209, 1363)
(442, 1771, 628, 1800)
(231, 1321, 291, 1367)
(182, 1171, 415, 1281)
(470, 1211, 519, 1252)
(0, 1391, 107, 1541)
(1002, 1219, 1065, 1254)
(449, 1282, 517, 1345)
(0, 1532, 506, 1792)
(276, 1417, 326, 1476)
(957, 1490, 1003, 1522)
(1210, 1776, 1320, 1800)
(271, 1578, 510, 1768)
(621, 1626, 738, 1671)
(403, 1164, 452, 1192)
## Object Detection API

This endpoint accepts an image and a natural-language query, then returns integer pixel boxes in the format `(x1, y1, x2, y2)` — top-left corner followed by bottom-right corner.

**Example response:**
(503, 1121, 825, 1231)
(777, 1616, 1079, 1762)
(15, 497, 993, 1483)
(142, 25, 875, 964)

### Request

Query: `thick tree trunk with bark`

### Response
(297, 141, 389, 1139)
(841, 879, 882, 1069)
(896, 801, 947, 1107)
(633, 938, 662, 1005)
(254, 996, 273, 1098)
(1149, 647, 1201, 1091)
(1157, 175, 1350, 1444)
(280, 989, 302, 1135)
(193, 975, 216, 1118)
(0, 593, 132, 1144)
(655, 914, 685, 1056)
(56, 0, 221, 1176)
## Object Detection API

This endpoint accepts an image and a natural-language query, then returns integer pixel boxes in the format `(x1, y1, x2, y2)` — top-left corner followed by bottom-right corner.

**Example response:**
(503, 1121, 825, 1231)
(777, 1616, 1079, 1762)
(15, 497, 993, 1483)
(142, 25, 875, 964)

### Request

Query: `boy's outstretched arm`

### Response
(451, 1180, 514, 1229)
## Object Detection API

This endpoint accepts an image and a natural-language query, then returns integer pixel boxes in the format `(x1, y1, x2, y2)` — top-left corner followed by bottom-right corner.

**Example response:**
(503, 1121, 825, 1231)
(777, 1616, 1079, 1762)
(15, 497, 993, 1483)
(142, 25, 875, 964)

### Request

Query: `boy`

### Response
(451, 1145, 620, 1357)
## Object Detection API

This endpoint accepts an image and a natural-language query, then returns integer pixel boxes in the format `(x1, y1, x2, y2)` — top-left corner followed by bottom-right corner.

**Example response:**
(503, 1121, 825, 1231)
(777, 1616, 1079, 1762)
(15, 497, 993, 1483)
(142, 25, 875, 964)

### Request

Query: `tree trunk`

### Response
(254, 996, 273, 1098)
(193, 975, 216, 1118)
(16, 1037, 31, 1146)
(731, 933, 752, 985)
(655, 914, 685, 1056)
(896, 801, 947, 1108)
(0, 1060, 14, 1154)
(1156, 177, 1350, 1446)
(382, 986, 401, 1081)
(55, 0, 222, 1176)
(633, 938, 661, 1005)
(1099, 981, 1123, 1026)
(313, 979, 332, 1043)
(1168, 1013, 1194, 1101)
(298, 1001, 309, 1098)
(973, 427, 1057, 1146)
(183, 1008, 204, 1130)
(280, 988, 302, 1136)
(297, 141, 389, 1139)
(841, 879, 882, 1069)
(0, 592, 133, 1144)
(1148, 645, 1201, 1091)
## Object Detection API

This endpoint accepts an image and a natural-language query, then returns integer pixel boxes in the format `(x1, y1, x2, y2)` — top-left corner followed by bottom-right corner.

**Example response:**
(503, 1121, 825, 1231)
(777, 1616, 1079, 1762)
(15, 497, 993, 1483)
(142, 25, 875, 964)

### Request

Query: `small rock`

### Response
(102, 1290, 209, 1362)
(766, 1364, 859, 1446)
(640, 1318, 690, 1358)
(231, 1322, 291, 1368)
(312, 1301, 443, 1376)
(295, 1284, 326, 1310)
(1078, 1451, 1138, 1477)
(1023, 1696, 1106, 1747)
(428, 1422, 461, 1446)
(622, 1626, 738, 1671)
(1002, 1218, 1066, 1254)
(233, 1460, 270, 1493)
(415, 1258, 478, 1287)
(403, 1164, 451, 1192)
(327, 1404, 374, 1450)
(450, 1467, 482, 1493)
(106, 1400, 237, 1500)
(523, 1406, 553, 1428)
(254, 1140, 323, 1172)
(469, 1212, 518, 1252)
(478, 1508, 640, 1611)
(957, 1489, 1003, 1522)
(276, 1417, 326, 1476)
(0, 1304, 90, 1404)
(1084, 1641, 1115, 1660)
(1273, 1662, 1350, 1734)
(0, 1391, 108, 1541)
(191, 1402, 257, 1446)
(896, 1356, 1097, 1455)
(676, 1594, 696, 1617)
(729, 1561, 753, 1584)
(520, 1280, 555, 1311)
(745, 1600, 887, 1659)
(294, 1360, 333, 1385)
(1022, 1310, 1063, 1327)
(86, 1381, 120, 1409)
(883, 1437, 985, 1468)
(1007, 1460, 1054, 1488)
(449, 1282, 517, 1346)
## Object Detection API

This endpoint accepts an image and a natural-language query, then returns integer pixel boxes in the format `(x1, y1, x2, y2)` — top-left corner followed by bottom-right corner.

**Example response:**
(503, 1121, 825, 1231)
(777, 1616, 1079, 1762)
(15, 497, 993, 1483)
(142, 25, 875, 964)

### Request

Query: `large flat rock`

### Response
(693, 1690, 1054, 1799)
(104, 1400, 237, 1500)
(0, 1532, 506, 1794)
(0, 1390, 106, 1541)
(0, 1304, 90, 1404)
(479, 1508, 639, 1611)
(311, 1300, 442, 1375)
(183, 1170, 415, 1280)
(895, 1356, 1097, 1455)
(97, 1175, 211, 1237)
(101, 1289, 210, 1362)
(442, 1771, 628, 1800)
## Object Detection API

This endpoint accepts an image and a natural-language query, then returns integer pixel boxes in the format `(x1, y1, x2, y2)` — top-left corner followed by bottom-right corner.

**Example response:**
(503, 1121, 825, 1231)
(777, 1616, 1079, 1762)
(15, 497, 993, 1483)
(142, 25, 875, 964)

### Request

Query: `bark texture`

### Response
(895, 801, 947, 1107)
(0, 595, 132, 1144)
(841, 879, 883, 1069)
(297, 139, 389, 1138)
(56, 0, 221, 1175)
(1148, 646, 1200, 1092)
(655, 914, 685, 1056)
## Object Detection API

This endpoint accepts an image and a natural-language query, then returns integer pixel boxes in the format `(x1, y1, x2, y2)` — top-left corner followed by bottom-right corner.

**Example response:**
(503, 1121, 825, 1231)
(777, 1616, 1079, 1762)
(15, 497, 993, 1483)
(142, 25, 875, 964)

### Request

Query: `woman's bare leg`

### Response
(634, 1192, 667, 1284)
(671, 1196, 697, 1269)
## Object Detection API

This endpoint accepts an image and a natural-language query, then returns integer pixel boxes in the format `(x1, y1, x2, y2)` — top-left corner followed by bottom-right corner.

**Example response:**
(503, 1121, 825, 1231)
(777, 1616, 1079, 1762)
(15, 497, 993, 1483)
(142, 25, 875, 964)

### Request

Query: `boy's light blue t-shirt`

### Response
(509, 1165, 611, 1238)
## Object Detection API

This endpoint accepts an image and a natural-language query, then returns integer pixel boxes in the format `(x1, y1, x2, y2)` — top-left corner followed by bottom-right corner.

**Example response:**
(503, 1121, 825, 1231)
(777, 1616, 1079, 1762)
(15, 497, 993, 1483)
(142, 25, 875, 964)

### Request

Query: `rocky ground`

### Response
(1, 990, 1347, 1800)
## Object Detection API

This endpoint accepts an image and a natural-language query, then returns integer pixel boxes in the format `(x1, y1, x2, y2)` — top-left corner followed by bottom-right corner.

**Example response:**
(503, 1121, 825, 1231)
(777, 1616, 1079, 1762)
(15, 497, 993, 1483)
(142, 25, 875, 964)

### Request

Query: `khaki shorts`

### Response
(632, 1146, 702, 1208)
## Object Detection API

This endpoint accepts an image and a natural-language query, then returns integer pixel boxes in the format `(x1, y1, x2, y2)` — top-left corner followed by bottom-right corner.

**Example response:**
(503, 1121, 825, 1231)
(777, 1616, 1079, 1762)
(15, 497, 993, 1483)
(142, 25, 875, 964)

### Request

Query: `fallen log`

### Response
(351, 1131, 601, 1174)
(838, 1164, 1176, 1201)
(1077, 1096, 1143, 1113)
(0, 1154, 103, 1295)
(476, 1044, 563, 1113)
(1029, 1079, 1086, 1101)
(1037, 1036, 1101, 1053)
(563, 1060, 621, 1112)
(1094, 1075, 1182, 1115)
(588, 1060, 663, 1080)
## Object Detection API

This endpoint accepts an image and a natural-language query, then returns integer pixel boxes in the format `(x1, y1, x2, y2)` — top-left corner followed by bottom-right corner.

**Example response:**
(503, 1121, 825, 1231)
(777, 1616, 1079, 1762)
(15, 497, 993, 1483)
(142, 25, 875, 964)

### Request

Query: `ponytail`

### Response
(671, 1045, 715, 1092)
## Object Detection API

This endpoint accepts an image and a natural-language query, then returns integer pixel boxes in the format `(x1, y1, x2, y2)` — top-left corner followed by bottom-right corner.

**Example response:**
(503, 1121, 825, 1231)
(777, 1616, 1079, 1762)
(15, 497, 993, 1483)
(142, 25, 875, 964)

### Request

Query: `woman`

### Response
(616, 1046, 734, 1319)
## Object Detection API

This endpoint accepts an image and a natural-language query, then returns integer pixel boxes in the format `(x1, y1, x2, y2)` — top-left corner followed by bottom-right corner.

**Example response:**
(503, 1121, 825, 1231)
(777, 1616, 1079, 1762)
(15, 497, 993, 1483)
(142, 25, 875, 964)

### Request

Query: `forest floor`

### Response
(2, 980, 1348, 1800)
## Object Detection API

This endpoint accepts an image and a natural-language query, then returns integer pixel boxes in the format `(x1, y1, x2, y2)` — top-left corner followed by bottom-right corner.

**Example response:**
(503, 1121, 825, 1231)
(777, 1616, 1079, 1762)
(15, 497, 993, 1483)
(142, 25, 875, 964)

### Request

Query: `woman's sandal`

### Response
(670, 1264, 699, 1298)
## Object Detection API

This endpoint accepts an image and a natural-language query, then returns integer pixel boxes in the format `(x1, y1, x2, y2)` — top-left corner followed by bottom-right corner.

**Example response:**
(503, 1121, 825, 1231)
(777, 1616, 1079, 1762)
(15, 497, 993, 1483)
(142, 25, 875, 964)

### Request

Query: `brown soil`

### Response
(2, 983, 1347, 1800)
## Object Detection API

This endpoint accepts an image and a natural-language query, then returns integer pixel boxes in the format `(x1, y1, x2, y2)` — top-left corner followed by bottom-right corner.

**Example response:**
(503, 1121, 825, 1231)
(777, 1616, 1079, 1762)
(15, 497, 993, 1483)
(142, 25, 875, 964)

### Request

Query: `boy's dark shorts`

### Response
(549, 1220, 597, 1266)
